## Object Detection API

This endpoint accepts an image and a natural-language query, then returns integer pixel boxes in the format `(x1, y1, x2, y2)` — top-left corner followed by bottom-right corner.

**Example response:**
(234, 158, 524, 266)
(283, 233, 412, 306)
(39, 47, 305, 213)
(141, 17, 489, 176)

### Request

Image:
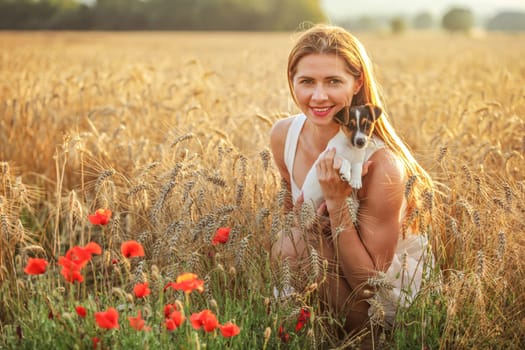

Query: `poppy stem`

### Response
(184, 292, 190, 309)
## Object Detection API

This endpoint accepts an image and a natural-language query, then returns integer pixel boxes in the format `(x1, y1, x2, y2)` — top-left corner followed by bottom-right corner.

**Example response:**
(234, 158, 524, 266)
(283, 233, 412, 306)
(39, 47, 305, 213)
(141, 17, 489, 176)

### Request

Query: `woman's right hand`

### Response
(316, 148, 353, 211)
(318, 148, 373, 213)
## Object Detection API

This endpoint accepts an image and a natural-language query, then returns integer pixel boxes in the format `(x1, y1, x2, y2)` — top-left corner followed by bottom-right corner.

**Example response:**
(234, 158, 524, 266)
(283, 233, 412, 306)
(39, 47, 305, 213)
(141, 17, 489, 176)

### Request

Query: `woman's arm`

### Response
(317, 148, 404, 297)
(270, 117, 294, 212)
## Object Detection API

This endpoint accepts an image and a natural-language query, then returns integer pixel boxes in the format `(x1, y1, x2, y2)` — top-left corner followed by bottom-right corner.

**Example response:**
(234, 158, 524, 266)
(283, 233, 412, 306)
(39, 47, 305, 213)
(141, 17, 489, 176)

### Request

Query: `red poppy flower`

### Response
(92, 337, 101, 349)
(57, 242, 103, 283)
(84, 242, 102, 255)
(75, 306, 87, 318)
(64, 242, 100, 266)
(58, 253, 84, 281)
(88, 208, 112, 225)
(279, 325, 290, 343)
(295, 308, 311, 332)
(164, 272, 204, 294)
(95, 307, 119, 329)
(190, 309, 218, 332)
(128, 311, 150, 331)
(211, 227, 231, 245)
(64, 247, 92, 269)
(164, 304, 175, 318)
(163, 304, 177, 318)
(165, 310, 185, 331)
(133, 282, 151, 298)
(219, 322, 240, 337)
(24, 258, 48, 275)
(121, 240, 145, 258)
(59, 263, 84, 283)
(58, 255, 79, 270)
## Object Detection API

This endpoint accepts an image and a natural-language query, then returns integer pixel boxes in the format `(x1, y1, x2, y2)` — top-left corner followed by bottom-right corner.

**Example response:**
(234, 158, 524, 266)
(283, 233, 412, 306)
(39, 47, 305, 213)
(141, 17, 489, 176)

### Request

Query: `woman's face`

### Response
(292, 53, 361, 127)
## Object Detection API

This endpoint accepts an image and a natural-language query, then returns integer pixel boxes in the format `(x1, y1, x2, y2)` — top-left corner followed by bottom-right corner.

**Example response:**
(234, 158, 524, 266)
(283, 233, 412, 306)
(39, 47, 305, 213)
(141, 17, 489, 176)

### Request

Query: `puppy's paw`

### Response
(339, 159, 352, 184)
(350, 179, 362, 189)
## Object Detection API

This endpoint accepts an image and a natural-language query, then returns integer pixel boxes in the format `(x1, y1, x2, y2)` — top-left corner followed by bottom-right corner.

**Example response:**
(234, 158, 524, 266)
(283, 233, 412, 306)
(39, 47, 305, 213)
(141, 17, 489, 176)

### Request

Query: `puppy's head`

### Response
(334, 103, 382, 148)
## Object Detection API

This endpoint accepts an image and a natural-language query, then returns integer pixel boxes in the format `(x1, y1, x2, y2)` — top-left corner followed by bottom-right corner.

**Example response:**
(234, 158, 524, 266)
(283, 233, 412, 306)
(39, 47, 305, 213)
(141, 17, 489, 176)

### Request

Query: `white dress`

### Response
(283, 114, 430, 326)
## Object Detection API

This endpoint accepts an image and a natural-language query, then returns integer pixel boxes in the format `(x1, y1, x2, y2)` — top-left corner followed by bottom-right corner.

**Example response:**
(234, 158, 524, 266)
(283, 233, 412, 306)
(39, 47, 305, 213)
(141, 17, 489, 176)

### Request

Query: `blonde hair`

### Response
(287, 24, 433, 232)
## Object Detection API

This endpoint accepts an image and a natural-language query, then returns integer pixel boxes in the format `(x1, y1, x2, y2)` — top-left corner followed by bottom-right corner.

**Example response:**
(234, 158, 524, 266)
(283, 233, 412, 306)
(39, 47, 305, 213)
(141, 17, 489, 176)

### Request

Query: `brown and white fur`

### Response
(302, 103, 382, 209)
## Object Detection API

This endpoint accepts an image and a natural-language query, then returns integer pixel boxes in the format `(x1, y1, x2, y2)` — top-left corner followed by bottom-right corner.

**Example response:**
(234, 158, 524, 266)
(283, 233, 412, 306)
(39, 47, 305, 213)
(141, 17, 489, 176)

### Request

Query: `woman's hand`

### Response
(317, 148, 371, 212)
(294, 149, 372, 229)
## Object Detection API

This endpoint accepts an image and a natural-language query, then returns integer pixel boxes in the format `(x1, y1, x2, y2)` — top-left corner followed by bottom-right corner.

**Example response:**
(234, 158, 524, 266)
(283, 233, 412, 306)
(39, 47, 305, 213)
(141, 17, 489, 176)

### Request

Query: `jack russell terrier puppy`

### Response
(302, 103, 383, 209)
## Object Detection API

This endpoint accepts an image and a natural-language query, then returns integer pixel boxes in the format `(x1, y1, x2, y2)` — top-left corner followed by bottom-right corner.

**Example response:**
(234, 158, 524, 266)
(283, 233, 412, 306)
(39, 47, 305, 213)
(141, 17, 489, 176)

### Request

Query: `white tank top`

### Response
(283, 114, 385, 203)
(283, 114, 307, 203)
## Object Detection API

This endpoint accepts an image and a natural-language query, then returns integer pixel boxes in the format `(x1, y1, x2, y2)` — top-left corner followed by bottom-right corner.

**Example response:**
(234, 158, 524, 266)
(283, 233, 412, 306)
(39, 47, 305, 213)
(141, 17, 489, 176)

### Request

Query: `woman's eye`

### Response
(329, 79, 342, 85)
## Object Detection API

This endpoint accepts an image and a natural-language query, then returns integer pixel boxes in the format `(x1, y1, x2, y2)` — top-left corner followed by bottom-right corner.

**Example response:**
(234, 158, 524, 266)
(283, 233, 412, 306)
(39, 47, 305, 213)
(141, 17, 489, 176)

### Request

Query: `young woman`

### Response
(270, 24, 433, 341)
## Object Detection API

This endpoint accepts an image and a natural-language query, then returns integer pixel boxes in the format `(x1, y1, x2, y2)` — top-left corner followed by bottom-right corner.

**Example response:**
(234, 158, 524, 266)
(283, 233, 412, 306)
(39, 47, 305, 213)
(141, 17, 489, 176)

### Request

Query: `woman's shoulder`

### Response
(370, 147, 405, 177)
(270, 114, 302, 144)
(360, 148, 406, 214)
(362, 148, 406, 193)
(270, 115, 303, 183)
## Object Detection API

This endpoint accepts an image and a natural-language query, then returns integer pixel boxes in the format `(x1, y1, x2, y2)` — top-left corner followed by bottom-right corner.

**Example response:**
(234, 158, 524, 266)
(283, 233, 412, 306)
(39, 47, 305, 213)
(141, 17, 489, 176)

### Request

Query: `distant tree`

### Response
(345, 16, 380, 31)
(412, 11, 434, 29)
(486, 11, 525, 32)
(196, 0, 271, 30)
(46, 0, 79, 10)
(442, 7, 474, 32)
(148, 0, 228, 30)
(390, 16, 407, 34)
(339, 16, 387, 32)
(45, 0, 93, 29)
(93, 0, 149, 30)
(49, 4, 94, 29)
(0, 0, 57, 29)
(270, 0, 326, 31)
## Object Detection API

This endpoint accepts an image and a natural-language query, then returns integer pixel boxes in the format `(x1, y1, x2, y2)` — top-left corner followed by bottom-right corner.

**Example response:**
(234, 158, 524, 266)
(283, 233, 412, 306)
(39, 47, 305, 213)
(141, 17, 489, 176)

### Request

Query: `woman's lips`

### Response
(310, 106, 333, 117)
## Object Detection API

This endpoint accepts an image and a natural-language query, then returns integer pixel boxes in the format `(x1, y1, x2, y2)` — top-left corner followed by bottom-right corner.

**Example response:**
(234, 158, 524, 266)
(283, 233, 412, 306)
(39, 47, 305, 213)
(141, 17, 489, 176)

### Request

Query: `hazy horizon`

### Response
(321, 0, 525, 20)
(78, 0, 525, 22)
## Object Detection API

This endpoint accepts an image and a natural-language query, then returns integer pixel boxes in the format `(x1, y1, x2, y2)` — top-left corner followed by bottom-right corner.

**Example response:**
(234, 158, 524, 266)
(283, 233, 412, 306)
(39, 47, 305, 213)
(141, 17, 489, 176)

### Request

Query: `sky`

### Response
(321, 0, 525, 20)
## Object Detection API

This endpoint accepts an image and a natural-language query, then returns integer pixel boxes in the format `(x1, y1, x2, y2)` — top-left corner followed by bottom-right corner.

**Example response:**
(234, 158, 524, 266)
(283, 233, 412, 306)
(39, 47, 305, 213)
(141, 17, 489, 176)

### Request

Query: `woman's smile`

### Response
(310, 105, 334, 117)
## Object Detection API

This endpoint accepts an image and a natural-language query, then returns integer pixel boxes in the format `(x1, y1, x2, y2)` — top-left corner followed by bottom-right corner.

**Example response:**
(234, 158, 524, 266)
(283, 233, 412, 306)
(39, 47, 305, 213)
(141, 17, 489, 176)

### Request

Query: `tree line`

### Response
(1, 1, 523, 32)
(343, 7, 525, 33)
(0, 0, 326, 30)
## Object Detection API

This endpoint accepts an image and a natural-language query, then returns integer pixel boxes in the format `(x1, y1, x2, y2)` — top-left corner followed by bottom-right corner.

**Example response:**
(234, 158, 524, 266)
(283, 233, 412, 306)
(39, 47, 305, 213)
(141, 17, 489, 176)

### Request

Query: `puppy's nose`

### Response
(355, 138, 366, 147)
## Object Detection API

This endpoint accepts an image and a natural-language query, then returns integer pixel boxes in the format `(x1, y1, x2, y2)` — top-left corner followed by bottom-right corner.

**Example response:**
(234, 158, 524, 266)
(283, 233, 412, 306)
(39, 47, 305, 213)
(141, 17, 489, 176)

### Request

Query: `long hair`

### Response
(287, 24, 434, 234)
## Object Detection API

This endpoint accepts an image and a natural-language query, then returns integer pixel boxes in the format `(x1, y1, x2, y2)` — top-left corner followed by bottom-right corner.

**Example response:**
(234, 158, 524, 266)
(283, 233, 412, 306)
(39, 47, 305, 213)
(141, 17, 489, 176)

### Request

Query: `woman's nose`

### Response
(312, 84, 328, 101)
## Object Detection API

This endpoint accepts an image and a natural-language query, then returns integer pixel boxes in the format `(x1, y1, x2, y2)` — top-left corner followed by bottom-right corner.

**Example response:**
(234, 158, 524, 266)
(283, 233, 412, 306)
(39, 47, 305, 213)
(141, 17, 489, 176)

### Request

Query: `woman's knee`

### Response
(270, 228, 306, 263)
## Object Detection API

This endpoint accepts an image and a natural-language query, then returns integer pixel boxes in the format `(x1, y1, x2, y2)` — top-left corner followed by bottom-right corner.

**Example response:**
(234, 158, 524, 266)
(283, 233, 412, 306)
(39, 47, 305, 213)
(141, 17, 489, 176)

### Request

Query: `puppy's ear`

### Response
(369, 104, 382, 120)
(334, 106, 349, 125)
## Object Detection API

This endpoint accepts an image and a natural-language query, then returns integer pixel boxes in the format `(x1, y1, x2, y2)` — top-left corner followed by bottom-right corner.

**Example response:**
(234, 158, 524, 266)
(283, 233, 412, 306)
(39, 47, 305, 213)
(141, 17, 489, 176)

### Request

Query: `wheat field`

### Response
(0, 30, 524, 349)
